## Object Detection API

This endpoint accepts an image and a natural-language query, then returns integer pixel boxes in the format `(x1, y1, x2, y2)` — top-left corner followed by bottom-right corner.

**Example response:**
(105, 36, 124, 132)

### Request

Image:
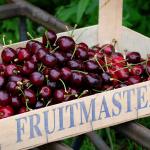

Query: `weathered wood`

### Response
(98, 0, 123, 45)
(86, 132, 110, 150)
(7, 0, 70, 32)
(0, 4, 20, 19)
(114, 122, 150, 149)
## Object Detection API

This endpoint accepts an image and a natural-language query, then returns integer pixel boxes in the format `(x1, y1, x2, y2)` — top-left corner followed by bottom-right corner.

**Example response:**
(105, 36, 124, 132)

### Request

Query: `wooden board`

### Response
(0, 24, 149, 150)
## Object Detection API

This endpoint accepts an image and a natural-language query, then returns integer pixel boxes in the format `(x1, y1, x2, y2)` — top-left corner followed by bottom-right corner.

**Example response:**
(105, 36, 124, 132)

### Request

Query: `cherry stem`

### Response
(51, 46, 59, 53)
(78, 90, 88, 98)
(27, 84, 33, 89)
(2, 35, 6, 46)
(25, 99, 32, 111)
(45, 75, 49, 85)
(17, 87, 25, 97)
(92, 89, 103, 93)
(104, 55, 109, 72)
(110, 78, 124, 84)
(113, 66, 129, 73)
(59, 79, 68, 93)
(27, 32, 34, 39)
(70, 24, 77, 37)
(94, 54, 105, 72)
(112, 38, 117, 50)
(46, 99, 53, 107)
(38, 63, 43, 72)
(45, 31, 52, 49)
(72, 70, 88, 74)
(65, 93, 78, 98)
(71, 46, 77, 59)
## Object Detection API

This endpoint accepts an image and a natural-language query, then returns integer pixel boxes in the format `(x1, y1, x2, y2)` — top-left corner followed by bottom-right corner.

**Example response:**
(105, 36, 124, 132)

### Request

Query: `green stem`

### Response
(27, 32, 34, 39)
(2, 35, 6, 46)
(78, 90, 88, 98)
(72, 70, 88, 74)
(59, 79, 68, 93)
(94, 54, 105, 72)
(70, 24, 77, 37)
(38, 63, 43, 72)
(25, 99, 32, 111)
(46, 99, 53, 107)
(71, 46, 77, 59)
(51, 46, 59, 53)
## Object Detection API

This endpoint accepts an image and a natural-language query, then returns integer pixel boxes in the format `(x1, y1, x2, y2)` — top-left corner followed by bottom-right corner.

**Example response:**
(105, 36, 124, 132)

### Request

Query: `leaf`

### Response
(76, 0, 90, 23)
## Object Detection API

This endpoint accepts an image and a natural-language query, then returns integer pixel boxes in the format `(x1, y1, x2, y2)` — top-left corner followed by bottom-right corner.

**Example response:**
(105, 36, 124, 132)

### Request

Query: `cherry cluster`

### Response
(0, 29, 150, 119)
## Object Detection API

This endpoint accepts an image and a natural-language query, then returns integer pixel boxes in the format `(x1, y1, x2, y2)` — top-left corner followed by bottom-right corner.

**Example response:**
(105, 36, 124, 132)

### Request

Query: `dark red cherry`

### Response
(146, 61, 150, 74)
(35, 101, 45, 109)
(71, 72, 84, 87)
(77, 42, 88, 50)
(67, 87, 78, 100)
(88, 49, 96, 58)
(30, 55, 38, 63)
(85, 60, 99, 73)
(26, 40, 43, 54)
(9, 75, 23, 83)
(42, 53, 57, 67)
(0, 63, 5, 75)
(102, 44, 115, 55)
(42, 30, 57, 46)
(115, 66, 129, 80)
(85, 73, 102, 89)
(126, 52, 141, 64)
(130, 64, 144, 76)
(61, 67, 72, 82)
(127, 76, 141, 85)
(112, 52, 126, 66)
(40, 86, 51, 98)
(30, 72, 44, 86)
(0, 91, 11, 106)
(65, 52, 72, 60)
(35, 48, 47, 60)
(56, 36, 75, 52)
(21, 60, 36, 75)
(54, 89, 65, 103)
(21, 89, 36, 106)
(5, 64, 19, 76)
(0, 106, 14, 119)
(6, 81, 18, 94)
(48, 68, 61, 81)
(47, 81, 57, 89)
(18, 107, 27, 114)
(0, 76, 5, 88)
(102, 72, 111, 83)
(1, 47, 17, 63)
(11, 96, 21, 109)
(115, 83, 127, 89)
(75, 47, 88, 60)
(17, 48, 30, 61)
(67, 60, 83, 70)
(54, 52, 66, 66)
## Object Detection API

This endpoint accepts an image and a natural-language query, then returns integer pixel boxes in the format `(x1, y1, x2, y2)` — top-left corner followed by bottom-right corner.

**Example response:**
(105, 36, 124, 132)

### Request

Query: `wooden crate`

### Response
(0, 0, 150, 149)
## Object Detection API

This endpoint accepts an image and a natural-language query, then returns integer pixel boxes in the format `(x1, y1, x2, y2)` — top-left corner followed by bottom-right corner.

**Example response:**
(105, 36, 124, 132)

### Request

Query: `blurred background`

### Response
(0, 0, 150, 44)
(0, 0, 150, 149)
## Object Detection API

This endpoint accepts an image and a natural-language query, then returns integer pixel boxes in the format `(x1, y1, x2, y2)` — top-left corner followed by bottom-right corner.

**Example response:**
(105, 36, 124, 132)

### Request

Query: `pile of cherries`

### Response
(0, 29, 150, 119)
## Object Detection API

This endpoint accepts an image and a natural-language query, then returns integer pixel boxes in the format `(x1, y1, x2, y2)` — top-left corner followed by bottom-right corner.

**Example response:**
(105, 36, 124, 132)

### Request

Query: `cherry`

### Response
(0, 76, 5, 88)
(67, 87, 78, 100)
(56, 36, 75, 52)
(30, 54, 38, 63)
(77, 42, 88, 50)
(0, 91, 11, 106)
(1, 47, 17, 63)
(21, 60, 36, 75)
(127, 76, 141, 85)
(30, 72, 44, 86)
(26, 40, 43, 54)
(35, 101, 45, 109)
(88, 49, 96, 58)
(48, 68, 61, 81)
(36, 48, 47, 61)
(112, 52, 126, 66)
(67, 60, 83, 70)
(42, 30, 57, 46)
(17, 48, 30, 61)
(130, 64, 144, 76)
(0, 63, 5, 75)
(101, 44, 114, 55)
(102, 72, 111, 83)
(6, 81, 18, 94)
(71, 72, 84, 87)
(0, 106, 14, 119)
(85, 73, 102, 89)
(75, 47, 88, 60)
(84, 60, 99, 73)
(21, 89, 36, 106)
(11, 96, 22, 109)
(54, 52, 66, 66)
(146, 61, 150, 74)
(61, 67, 72, 82)
(54, 89, 65, 103)
(126, 52, 141, 64)
(9, 75, 23, 83)
(18, 107, 28, 114)
(47, 81, 57, 89)
(115, 83, 127, 88)
(42, 53, 57, 67)
(5, 64, 19, 76)
(40, 86, 51, 98)
(65, 52, 72, 60)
